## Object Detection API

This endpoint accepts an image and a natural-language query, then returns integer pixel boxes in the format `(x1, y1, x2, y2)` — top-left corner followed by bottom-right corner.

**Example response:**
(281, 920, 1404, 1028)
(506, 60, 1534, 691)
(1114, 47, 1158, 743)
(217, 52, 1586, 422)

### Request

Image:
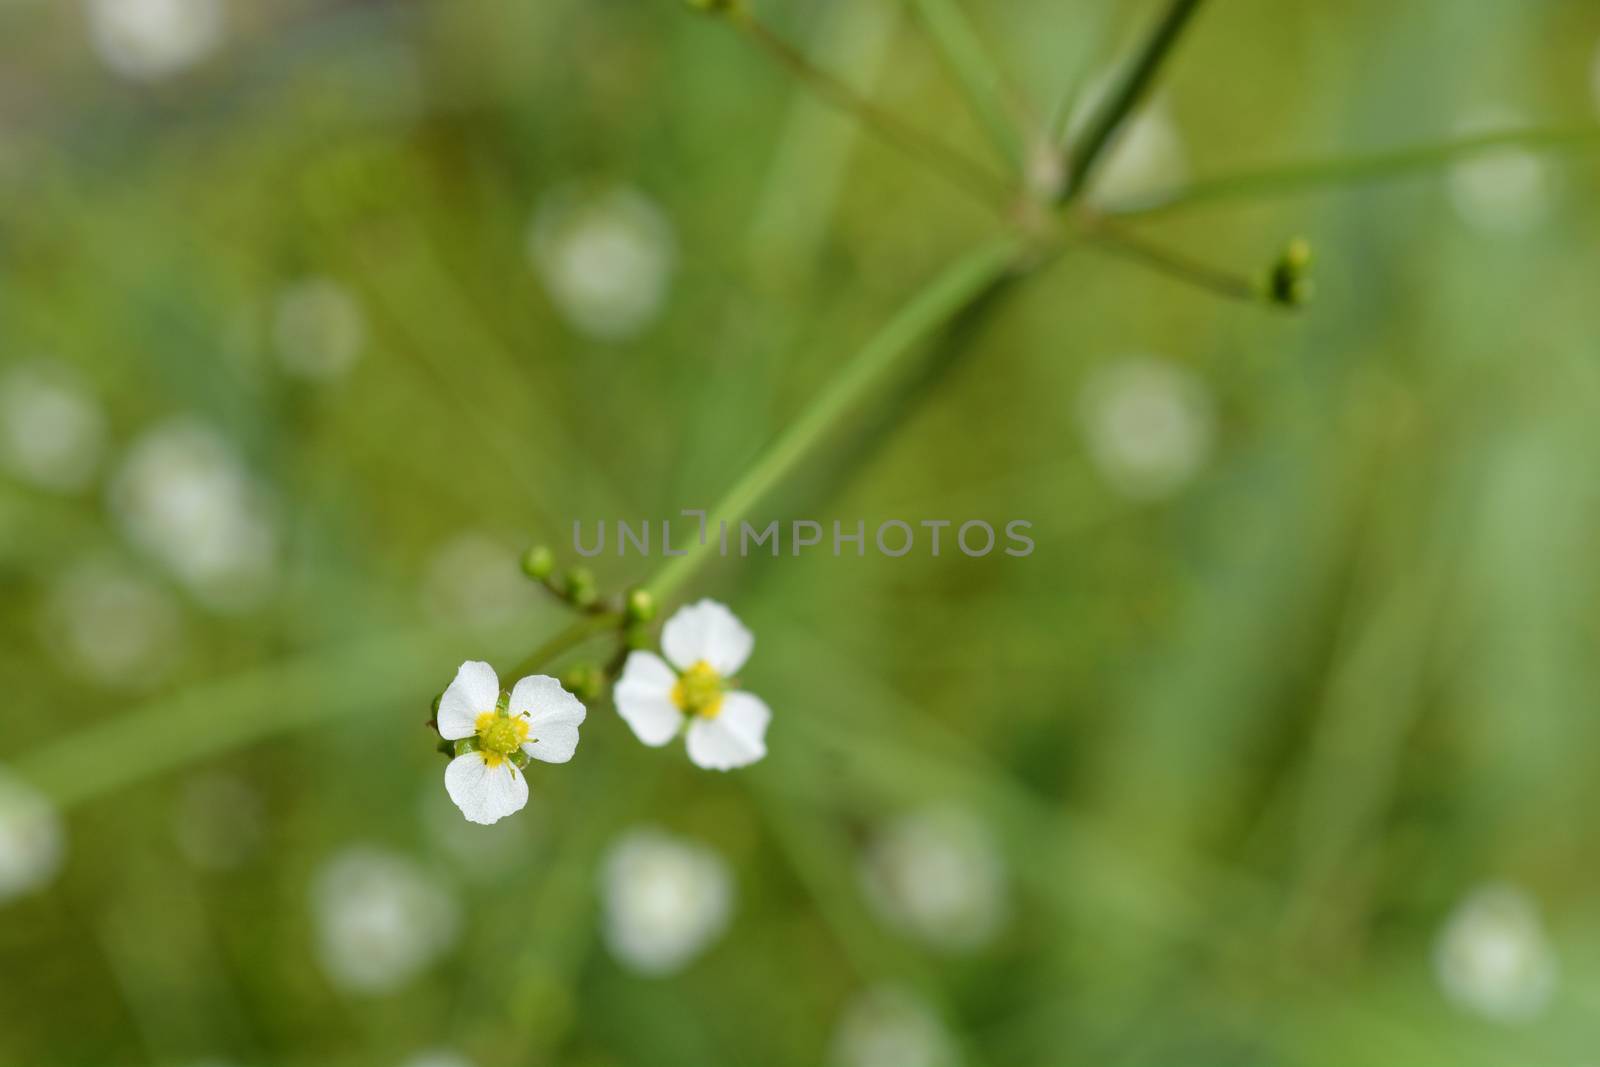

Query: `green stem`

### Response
(1106, 125, 1600, 218)
(1059, 0, 1208, 203)
(1078, 214, 1263, 304)
(906, 0, 1024, 168)
(504, 611, 623, 679)
(644, 236, 1025, 605)
(735, 11, 1014, 209)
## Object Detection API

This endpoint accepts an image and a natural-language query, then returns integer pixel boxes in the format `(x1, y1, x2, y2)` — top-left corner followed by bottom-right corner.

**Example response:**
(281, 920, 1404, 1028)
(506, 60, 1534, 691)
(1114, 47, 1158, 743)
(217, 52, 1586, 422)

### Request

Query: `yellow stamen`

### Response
(671, 660, 726, 719)
(474, 710, 530, 767)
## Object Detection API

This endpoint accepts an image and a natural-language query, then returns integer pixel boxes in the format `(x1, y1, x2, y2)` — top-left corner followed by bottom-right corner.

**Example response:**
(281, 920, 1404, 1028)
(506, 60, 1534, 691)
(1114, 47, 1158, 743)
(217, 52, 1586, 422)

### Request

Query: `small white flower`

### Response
(271, 277, 366, 383)
(1077, 354, 1214, 500)
(0, 767, 66, 905)
(614, 599, 771, 771)
(108, 417, 279, 612)
(830, 985, 960, 1067)
(529, 184, 675, 341)
(1434, 883, 1558, 1024)
(311, 846, 459, 995)
(435, 661, 586, 826)
(86, 0, 224, 81)
(0, 361, 106, 493)
(39, 558, 185, 690)
(1447, 110, 1550, 235)
(860, 807, 1007, 954)
(600, 827, 733, 975)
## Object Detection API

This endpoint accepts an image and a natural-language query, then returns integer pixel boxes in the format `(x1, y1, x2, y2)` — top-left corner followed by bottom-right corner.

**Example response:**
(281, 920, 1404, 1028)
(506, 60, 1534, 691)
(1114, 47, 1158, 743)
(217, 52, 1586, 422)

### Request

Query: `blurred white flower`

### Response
(860, 807, 1007, 954)
(435, 661, 586, 826)
(830, 985, 959, 1067)
(600, 827, 733, 975)
(1434, 883, 1558, 1024)
(421, 532, 538, 629)
(1065, 74, 1187, 206)
(399, 1052, 475, 1067)
(108, 417, 279, 613)
(0, 362, 106, 493)
(311, 846, 459, 995)
(1077, 354, 1215, 500)
(615, 599, 771, 771)
(271, 277, 366, 383)
(86, 0, 224, 81)
(529, 184, 675, 341)
(172, 773, 264, 871)
(40, 558, 184, 689)
(0, 767, 65, 905)
(1447, 111, 1550, 235)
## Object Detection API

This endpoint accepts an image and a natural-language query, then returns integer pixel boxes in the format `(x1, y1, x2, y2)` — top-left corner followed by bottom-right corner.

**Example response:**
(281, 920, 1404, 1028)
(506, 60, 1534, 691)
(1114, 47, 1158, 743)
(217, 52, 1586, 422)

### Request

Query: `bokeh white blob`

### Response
(173, 773, 265, 871)
(311, 846, 459, 995)
(40, 558, 184, 689)
(600, 827, 733, 975)
(1447, 111, 1550, 235)
(0, 362, 107, 493)
(108, 418, 279, 613)
(1434, 883, 1558, 1024)
(271, 277, 366, 383)
(422, 532, 538, 629)
(1077, 355, 1215, 500)
(399, 1051, 476, 1067)
(860, 807, 1007, 954)
(420, 782, 541, 884)
(530, 184, 676, 341)
(1065, 74, 1187, 206)
(0, 767, 65, 905)
(86, 0, 224, 81)
(830, 985, 960, 1067)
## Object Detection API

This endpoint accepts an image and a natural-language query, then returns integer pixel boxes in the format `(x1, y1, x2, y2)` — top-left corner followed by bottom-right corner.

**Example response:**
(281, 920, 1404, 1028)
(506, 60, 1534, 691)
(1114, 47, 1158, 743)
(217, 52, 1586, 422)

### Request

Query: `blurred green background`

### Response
(3, 1, 1600, 1065)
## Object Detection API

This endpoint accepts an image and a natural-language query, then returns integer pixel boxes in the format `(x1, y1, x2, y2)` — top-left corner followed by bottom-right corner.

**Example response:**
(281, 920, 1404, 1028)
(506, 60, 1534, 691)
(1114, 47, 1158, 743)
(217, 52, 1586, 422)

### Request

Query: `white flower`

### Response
(830, 985, 960, 1067)
(529, 184, 675, 341)
(1077, 354, 1214, 500)
(599, 827, 733, 975)
(39, 558, 184, 690)
(1447, 110, 1550, 235)
(614, 599, 771, 771)
(860, 807, 1007, 954)
(108, 418, 279, 612)
(1434, 883, 1558, 1024)
(0, 767, 66, 905)
(311, 846, 459, 995)
(0, 362, 106, 493)
(271, 277, 366, 383)
(435, 661, 586, 826)
(86, 0, 224, 81)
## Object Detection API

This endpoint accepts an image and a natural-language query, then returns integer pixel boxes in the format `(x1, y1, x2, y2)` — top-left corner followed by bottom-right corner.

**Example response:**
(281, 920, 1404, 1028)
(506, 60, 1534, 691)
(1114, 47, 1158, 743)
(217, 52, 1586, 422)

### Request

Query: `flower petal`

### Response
(685, 691, 769, 771)
(509, 674, 586, 764)
(614, 651, 683, 747)
(444, 753, 528, 825)
(436, 660, 499, 740)
(660, 599, 753, 674)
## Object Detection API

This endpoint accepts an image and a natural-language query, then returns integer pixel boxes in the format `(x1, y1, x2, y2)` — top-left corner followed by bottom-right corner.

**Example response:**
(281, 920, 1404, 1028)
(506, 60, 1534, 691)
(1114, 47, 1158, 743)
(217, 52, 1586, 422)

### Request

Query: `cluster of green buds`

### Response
(521, 544, 603, 610)
(1265, 238, 1314, 308)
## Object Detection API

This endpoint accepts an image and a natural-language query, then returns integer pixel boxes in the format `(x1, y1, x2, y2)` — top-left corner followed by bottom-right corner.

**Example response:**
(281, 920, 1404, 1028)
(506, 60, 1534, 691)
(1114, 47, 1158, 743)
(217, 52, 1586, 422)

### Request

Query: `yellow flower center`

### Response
(474, 710, 530, 767)
(671, 660, 725, 719)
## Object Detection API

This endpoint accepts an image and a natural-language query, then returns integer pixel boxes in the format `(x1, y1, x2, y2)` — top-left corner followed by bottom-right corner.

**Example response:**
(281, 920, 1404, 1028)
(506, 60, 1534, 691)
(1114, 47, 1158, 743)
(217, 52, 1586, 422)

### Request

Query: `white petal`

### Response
(614, 651, 683, 747)
(436, 661, 499, 740)
(509, 674, 586, 764)
(443, 754, 528, 825)
(685, 691, 769, 771)
(660, 599, 753, 674)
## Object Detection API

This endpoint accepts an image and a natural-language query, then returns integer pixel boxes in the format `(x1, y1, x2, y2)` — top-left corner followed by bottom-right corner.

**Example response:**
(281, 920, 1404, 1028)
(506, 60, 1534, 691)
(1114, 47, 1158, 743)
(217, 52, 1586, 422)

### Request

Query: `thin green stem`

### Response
(1078, 214, 1264, 305)
(644, 236, 1025, 605)
(905, 0, 1025, 169)
(1059, 0, 1208, 203)
(734, 11, 1015, 209)
(504, 611, 623, 679)
(1106, 125, 1600, 218)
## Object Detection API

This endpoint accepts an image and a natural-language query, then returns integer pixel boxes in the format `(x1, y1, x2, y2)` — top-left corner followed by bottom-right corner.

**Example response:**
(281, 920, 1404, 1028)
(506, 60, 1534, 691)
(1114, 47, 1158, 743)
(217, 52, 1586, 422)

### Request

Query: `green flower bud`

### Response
(564, 566, 598, 608)
(562, 663, 605, 703)
(520, 544, 556, 581)
(624, 587, 657, 623)
(1266, 237, 1314, 308)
